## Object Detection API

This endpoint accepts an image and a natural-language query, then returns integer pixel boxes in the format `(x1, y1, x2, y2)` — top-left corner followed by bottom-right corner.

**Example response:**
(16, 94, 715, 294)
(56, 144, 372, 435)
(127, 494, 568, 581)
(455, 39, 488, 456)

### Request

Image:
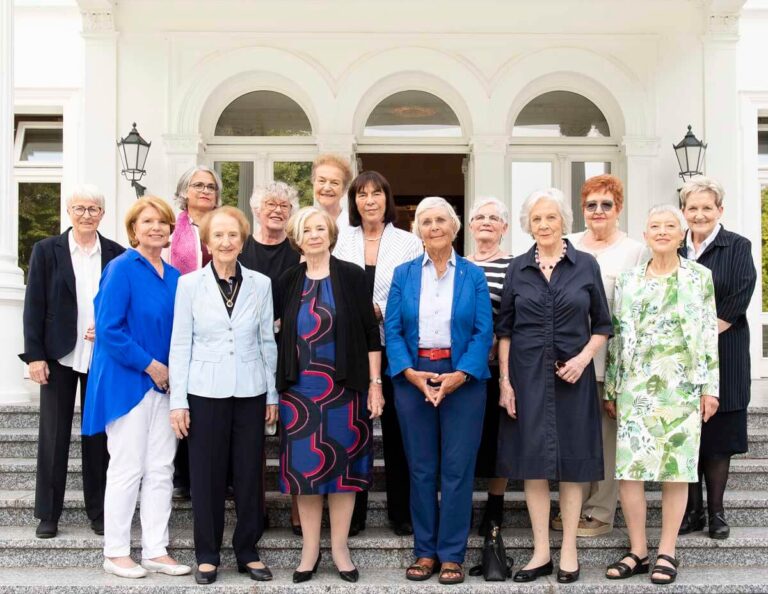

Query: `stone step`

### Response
(2, 488, 768, 530)
(0, 566, 766, 593)
(1, 525, 767, 569)
(4, 456, 768, 492)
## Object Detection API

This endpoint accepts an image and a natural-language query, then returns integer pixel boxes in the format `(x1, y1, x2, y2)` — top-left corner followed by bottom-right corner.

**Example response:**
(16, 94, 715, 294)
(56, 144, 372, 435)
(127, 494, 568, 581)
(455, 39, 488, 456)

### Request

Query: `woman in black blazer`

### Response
(275, 206, 383, 584)
(678, 176, 757, 540)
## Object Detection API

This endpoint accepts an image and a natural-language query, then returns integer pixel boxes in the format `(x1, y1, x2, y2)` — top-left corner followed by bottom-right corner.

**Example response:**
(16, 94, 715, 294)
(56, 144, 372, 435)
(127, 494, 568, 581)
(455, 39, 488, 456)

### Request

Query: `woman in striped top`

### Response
(466, 197, 514, 536)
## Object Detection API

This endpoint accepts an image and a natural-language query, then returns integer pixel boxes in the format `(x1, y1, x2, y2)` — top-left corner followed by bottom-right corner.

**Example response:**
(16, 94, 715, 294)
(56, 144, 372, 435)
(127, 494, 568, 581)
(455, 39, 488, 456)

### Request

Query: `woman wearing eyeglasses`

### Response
(550, 175, 645, 539)
(165, 165, 223, 501)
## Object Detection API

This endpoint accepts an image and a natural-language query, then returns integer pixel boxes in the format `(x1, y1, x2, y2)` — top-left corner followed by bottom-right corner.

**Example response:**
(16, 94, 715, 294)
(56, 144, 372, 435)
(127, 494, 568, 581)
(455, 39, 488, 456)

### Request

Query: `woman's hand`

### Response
(373, 303, 383, 322)
(489, 336, 499, 361)
(404, 368, 440, 404)
(604, 400, 617, 419)
(145, 360, 169, 391)
(84, 324, 95, 343)
(28, 360, 50, 385)
(556, 353, 590, 384)
(701, 395, 719, 422)
(265, 404, 279, 426)
(717, 318, 732, 334)
(499, 378, 516, 419)
(170, 408, 190, 439)
(434, 371, 467, 398)
(367, 383, 385, 419)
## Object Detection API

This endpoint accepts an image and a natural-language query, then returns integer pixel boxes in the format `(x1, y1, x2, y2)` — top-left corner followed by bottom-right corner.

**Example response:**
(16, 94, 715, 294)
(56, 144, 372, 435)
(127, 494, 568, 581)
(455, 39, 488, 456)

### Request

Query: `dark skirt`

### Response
(475, 365, 501, 478)
(700, 408, 748, 458)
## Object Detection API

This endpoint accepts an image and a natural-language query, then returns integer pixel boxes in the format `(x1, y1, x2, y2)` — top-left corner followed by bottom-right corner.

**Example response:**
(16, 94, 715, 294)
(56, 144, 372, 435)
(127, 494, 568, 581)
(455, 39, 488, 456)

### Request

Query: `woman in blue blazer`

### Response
(168, 207, 278, 585)
(385, 196, 493, 585)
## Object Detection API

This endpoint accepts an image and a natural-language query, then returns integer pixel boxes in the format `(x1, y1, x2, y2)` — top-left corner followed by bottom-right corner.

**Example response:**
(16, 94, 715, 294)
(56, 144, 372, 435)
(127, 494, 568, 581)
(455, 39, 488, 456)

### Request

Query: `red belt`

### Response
(418, 348, 452, 360)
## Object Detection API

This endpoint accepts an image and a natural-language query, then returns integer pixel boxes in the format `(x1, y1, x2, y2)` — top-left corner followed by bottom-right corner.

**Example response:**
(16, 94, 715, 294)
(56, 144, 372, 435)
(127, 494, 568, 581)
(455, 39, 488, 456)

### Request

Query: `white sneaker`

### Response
(141, 558, 192, 576)
(103, 557, 148, 579)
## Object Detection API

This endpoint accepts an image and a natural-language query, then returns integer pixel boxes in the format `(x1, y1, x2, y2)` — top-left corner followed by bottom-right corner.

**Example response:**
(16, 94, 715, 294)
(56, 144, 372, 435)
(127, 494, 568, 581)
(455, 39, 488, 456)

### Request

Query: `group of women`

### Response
(78, 153, 756, 586)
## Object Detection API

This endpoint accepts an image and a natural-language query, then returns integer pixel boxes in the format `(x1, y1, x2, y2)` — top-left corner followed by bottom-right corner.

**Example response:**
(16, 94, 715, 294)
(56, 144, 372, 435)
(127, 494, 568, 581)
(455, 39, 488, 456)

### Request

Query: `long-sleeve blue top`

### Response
(82, 249, 180, 435)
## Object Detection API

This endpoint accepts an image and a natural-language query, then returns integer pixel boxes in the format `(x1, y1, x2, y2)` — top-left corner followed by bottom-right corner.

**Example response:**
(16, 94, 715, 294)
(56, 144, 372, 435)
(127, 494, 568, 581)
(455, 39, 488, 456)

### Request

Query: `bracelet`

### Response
(370, 377, 382, 384)
(499, 375, 510, 384)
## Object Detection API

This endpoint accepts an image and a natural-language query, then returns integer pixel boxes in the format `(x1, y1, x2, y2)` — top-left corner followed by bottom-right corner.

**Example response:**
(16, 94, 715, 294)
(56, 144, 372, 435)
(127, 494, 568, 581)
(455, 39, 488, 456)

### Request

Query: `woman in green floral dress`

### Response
(604, 204, 719, 585)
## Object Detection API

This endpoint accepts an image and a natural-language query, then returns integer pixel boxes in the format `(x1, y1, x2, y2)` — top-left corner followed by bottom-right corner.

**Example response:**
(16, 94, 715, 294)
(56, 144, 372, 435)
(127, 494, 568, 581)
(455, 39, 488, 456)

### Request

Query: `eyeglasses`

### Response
(264, 200, 292, 212)
(70, 206, 102, 217)
(189, 182, 218, 193)
(472, 214, 503, 224)
(585, 200, 614, 213)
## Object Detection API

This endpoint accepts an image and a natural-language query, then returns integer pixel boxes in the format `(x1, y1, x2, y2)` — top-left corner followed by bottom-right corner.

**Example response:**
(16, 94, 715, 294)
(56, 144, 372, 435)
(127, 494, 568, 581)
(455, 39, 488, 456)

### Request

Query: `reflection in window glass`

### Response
(511, 161, 553, 256)
(759, 130, 768, 168)
(215, 91, 312, 137)
(18, 182, 61, 280)
(571, 162, 612, 231)
(273, 162, 313, 207)
(20, 128, 63, 163)
(513, 91, 610, 138)
(364, 91, 462, 137)
(214, 161, 255, 227)
(762, 185, 768, 315)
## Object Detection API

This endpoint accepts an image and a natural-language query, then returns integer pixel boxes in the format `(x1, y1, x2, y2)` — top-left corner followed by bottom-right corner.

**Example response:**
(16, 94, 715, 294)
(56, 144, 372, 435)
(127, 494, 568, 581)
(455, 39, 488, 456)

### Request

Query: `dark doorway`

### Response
(356, 153, 467, 255)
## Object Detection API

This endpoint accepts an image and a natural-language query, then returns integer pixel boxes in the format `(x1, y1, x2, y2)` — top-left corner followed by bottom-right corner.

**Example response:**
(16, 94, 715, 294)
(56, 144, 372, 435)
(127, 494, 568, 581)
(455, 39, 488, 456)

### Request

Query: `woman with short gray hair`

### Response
(496, 188, 612, 584)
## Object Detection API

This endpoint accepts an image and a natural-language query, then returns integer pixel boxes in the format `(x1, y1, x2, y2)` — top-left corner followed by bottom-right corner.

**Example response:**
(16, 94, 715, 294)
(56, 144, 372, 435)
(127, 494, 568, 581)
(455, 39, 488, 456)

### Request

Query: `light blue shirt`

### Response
(418, 250, 456, 348)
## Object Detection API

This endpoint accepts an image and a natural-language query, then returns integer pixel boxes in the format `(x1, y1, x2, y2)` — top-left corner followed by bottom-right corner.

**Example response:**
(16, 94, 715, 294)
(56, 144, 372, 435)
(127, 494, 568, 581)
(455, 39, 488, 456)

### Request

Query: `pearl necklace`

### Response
(534, 240, 567, 271)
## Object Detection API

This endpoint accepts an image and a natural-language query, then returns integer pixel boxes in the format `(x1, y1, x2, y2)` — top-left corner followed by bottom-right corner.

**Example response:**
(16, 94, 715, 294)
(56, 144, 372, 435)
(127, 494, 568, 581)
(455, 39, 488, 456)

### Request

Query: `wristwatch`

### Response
(370, 377, 383, 384)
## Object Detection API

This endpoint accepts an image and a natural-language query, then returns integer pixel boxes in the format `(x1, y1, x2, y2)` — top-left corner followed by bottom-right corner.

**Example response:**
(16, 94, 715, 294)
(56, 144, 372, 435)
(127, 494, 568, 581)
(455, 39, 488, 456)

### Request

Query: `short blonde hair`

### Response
(679, 175, 725, 209)
(124, 196, 176, 248)
(519, 188, 573, 236)
(311, 154, 353, 189)
(413, 196, 461, 241)
(285, 206, 338, 255)
(198, 206, 250, 245)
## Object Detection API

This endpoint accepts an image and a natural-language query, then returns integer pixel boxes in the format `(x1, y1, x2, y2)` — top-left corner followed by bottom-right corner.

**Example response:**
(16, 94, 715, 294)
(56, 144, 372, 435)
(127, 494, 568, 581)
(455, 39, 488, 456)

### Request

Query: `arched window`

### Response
(512, 91, 610, 138)
(364, 91, 462, 137)
(215, 91, 312, 137)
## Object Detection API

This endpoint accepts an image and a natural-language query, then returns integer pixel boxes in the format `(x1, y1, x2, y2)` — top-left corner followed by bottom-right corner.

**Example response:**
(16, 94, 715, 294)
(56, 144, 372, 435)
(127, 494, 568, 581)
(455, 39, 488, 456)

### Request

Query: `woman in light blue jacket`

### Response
(169, 206, 278, 585)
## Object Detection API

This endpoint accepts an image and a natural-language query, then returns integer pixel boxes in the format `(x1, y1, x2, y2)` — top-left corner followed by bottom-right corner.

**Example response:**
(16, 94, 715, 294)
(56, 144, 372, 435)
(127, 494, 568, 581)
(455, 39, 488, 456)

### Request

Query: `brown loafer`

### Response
(406, 557, 437, 581)
(439, 562, 465, 585)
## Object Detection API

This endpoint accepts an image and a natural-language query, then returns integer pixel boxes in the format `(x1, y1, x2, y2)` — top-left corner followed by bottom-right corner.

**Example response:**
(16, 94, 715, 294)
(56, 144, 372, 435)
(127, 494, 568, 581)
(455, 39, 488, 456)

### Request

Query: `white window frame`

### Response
(13, 121, 64, 169)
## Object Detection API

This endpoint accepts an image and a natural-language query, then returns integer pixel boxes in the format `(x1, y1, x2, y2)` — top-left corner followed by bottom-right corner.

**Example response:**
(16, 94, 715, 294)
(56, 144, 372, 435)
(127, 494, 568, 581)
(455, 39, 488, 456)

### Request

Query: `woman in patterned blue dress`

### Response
(275, 207, 383, 584)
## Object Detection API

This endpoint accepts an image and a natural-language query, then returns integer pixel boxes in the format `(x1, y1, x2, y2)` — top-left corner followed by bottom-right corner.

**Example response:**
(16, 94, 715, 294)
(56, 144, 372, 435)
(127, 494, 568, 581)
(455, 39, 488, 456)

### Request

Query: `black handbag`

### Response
(469, 521, 513, 581)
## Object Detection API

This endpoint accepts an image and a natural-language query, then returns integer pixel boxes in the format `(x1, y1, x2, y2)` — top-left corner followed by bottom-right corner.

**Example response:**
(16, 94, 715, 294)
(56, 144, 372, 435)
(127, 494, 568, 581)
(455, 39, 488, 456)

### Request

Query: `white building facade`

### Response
(2, 0, 767, 402)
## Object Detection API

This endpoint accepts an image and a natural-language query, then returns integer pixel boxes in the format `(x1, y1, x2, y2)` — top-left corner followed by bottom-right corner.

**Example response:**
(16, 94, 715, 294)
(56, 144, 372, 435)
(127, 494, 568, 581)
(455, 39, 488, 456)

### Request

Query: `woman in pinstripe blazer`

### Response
(678, 176, 757, 540)
(333, 171, 423, 537)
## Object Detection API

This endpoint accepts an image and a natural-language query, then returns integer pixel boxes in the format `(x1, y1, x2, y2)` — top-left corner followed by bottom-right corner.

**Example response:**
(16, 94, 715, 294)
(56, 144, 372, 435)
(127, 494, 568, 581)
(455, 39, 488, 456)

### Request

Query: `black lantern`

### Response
(117, 123, 151, 198)
(673, 125, 707, 182)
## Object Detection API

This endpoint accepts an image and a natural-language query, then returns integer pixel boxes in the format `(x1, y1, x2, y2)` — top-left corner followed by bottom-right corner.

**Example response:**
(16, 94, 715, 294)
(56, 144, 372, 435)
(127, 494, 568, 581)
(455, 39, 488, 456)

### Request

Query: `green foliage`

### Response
(18, 183, 61, 282)
(273, 161, 313, 207)
(219, 162, 240, 208)
(762, 186, 768, 310)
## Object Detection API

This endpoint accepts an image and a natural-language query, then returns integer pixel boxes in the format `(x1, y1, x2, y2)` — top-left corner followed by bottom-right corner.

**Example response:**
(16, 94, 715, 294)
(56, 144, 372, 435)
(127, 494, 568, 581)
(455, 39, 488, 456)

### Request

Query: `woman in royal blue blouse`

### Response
(82, 196, 190, 580)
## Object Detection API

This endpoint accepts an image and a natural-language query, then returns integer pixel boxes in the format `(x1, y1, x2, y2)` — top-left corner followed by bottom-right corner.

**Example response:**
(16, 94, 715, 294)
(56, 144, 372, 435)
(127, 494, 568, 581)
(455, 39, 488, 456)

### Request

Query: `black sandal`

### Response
(605, 552, 650, 580)
(650, 554, 679, 585)
(406, 558, 437, 581)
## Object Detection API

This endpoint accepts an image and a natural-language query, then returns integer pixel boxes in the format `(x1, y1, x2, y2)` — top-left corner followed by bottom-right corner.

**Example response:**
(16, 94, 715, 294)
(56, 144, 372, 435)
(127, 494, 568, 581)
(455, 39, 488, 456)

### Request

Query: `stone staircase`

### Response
(2, 384, 768, 592)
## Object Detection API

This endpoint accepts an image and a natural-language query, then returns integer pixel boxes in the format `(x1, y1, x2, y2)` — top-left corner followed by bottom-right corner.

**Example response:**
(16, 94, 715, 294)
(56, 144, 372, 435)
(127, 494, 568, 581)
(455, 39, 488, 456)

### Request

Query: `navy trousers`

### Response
(394, 357, 486, 563)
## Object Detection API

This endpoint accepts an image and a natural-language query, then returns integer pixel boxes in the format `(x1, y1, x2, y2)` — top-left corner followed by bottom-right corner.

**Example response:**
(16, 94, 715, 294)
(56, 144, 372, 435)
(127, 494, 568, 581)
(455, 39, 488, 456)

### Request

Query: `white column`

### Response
(622, 136, 661, 240)
(703, 3, 743, 228)
(162, 134, 203, 209)
(81, 8, 118, 238)
(0, 0, 30, 403)
(316, 134, 355, 169)
(470, 135, 508, 250)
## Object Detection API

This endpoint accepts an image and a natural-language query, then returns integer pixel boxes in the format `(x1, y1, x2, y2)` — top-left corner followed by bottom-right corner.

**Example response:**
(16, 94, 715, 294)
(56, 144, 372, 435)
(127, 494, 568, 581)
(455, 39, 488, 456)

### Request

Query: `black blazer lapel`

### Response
(54, 230, 76, 297)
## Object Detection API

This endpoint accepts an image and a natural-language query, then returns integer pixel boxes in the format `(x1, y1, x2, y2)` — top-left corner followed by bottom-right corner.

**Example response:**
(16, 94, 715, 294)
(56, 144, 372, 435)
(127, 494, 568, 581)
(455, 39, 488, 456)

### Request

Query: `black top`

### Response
(275, 256, 381, 393)
(239, 235, 300, 310)
(680, 228, 757, 412)
(19, 229, 125, 363)
(474, 256, 514, 322)
(210, 262, 243, 318)
(365, 264, 376, 297)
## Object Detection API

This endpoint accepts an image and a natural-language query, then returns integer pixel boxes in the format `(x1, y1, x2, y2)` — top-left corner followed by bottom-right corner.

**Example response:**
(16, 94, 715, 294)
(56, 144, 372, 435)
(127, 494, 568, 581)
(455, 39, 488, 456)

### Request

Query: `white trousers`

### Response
(103, 389, 177, 558)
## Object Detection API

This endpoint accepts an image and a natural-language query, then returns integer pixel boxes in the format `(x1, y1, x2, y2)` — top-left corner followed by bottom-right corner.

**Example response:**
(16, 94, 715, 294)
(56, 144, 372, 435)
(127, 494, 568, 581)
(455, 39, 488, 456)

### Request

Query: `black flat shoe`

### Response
(35, 519, 58, 539)
(90, 518, 104, 536)
(338, 567, 359, 583)
(348, 521, 365, 537)
(391, 521, 413, 536)
(291, 523, 303, 536)
(194, 567, 217, 584)
(557, 565, 580, 583)
(238, 562, 273, 581)
(293, 552, 321, 583)
(513, 559, 553, 582)
(709, 511, 730, 539)
(172, 486, 191, 501)
(678, 508, 705, 534)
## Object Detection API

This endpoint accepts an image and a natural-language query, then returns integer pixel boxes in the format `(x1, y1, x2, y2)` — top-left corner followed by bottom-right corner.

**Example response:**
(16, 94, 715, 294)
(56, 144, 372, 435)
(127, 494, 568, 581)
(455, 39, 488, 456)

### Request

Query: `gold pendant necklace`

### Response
(217, 280, 240, 308)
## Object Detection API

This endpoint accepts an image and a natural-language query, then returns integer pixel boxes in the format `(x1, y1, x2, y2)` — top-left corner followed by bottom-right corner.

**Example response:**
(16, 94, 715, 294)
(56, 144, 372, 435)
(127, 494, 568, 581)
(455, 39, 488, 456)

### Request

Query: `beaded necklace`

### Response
(534, 240, 567, 272)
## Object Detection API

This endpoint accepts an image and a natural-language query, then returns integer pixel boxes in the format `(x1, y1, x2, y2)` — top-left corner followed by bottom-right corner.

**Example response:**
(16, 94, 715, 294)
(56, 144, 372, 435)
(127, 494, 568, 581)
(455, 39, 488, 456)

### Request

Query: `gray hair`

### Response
(413, 196, 462, 240)
(468, 196, 509, 225)
(174, 165, 223, 211)
(519, 188, 573, 236)
(646, 203, 688, 232)
(679, 175, 725, 209)
(66, 184, 105, 209)
(249, 181, 300, 213)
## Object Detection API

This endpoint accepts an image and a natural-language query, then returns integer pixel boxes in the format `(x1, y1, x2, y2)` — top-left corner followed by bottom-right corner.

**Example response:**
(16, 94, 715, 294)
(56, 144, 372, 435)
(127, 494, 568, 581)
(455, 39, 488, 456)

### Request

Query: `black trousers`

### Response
(35, 360, 108, 522)
(173, 436, 190, 490)
(352, 349, 411, 526)
(187, 394, 266, 566)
